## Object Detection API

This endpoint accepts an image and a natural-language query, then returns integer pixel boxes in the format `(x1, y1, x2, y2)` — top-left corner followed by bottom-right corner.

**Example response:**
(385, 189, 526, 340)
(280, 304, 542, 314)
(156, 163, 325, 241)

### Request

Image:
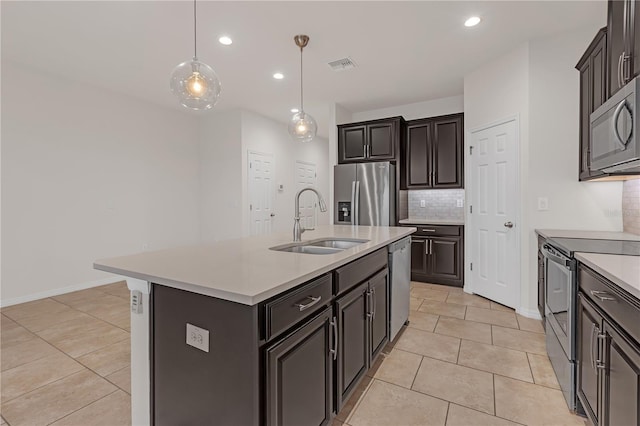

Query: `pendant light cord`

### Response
(300, 46, 304, 112)
(193, 0, 198, 59)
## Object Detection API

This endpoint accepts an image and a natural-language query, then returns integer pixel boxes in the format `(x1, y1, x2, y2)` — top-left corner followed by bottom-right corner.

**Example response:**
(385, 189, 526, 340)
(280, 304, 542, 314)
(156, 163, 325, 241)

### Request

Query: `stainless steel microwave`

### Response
(590, 76, 640, 173)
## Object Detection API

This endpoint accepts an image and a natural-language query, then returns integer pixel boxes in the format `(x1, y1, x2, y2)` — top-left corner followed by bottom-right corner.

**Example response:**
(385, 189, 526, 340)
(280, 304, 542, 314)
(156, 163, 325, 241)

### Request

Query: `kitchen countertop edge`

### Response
(575, 252, 640, 301)
(535, 229, 640, 241)
(399, 219, 465, 226)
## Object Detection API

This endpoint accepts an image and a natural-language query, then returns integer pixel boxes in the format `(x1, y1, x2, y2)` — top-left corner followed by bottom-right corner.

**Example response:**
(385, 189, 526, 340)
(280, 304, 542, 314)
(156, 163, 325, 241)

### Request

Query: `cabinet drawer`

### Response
(335, 248, 387, 296)
(264, 274, 332, 341)
(579, 265, 640, 344)
(405, 225, 461, 237)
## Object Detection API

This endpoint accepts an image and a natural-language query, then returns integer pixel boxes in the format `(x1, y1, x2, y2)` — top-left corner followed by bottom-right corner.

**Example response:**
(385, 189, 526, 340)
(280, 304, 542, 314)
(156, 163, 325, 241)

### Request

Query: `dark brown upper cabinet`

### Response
(607, 0, 640, 97)
(338, 117, 403, 164)
(403, 113, 463, 189)
(576, 27, 608, 181)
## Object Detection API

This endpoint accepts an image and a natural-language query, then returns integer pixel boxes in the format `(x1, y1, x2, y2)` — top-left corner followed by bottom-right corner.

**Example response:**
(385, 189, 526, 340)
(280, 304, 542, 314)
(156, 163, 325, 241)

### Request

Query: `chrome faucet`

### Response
(293, 187, 327, 242)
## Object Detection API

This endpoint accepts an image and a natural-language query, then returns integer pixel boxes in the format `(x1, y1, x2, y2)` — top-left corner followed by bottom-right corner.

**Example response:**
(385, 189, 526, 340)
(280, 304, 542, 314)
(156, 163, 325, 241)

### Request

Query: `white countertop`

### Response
(399, 218, 465, 226)
(575, 252, 640, 301)
(536, 229, 640, 241)
(94, 225, 415, 306)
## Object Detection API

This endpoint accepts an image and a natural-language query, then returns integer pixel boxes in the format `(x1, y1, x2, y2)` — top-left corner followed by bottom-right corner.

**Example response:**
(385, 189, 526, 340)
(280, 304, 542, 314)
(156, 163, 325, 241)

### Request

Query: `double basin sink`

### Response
(270, 238, 369, 255)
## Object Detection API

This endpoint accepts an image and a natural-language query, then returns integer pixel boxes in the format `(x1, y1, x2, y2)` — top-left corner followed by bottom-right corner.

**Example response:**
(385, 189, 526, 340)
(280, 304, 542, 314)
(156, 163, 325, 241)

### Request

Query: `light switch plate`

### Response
(420, 200, 426, 208)
(186, 323, 210, 353)
(457, 199, 464, 208)
(537, 197, 549, 211)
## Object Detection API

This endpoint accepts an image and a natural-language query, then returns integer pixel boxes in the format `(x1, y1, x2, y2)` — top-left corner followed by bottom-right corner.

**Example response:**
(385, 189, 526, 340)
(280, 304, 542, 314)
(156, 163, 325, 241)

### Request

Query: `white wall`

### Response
(463, 25, 623, 317)
(241, 110, 330, 235)
(1, 62, 201, 304)
(351, 95, 464, 122)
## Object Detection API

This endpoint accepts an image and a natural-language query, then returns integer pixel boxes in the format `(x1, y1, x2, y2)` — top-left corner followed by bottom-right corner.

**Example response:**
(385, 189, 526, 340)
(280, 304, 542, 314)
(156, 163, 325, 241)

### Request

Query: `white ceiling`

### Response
(2, 1, 606, 137)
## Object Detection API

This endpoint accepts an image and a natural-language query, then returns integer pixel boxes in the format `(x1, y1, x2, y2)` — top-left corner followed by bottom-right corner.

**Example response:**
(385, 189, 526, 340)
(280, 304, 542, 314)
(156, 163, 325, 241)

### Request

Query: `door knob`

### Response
(270, 213, 276, 217)
(504, 221, 514, 228)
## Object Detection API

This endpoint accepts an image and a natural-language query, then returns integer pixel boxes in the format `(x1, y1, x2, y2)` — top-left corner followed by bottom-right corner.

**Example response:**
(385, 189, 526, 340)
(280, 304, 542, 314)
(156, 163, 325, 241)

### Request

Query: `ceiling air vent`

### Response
(328, 57, 357, 71)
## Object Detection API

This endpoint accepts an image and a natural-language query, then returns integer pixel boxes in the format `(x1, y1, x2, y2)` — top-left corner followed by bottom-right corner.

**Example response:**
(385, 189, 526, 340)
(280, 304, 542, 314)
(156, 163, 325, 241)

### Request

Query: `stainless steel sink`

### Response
(270, 238, 369, 255)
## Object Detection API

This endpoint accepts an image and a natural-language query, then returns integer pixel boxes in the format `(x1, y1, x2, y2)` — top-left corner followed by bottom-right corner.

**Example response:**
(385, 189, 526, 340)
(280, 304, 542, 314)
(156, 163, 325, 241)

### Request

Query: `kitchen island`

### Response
(94, 225, 414, 426)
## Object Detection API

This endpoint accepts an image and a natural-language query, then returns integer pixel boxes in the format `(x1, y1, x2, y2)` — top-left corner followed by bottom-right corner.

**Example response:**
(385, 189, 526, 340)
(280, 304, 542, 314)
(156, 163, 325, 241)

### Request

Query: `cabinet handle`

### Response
(425, 240, 429, 255)
(618, 52, 624, 89)
(429, 240, 433, 255)
(366, 289, 373, 318)
(590, 323, 598, 370)
(330, 318, 338, 361)
(596, 332, 607, 369)
(590, 290, 616, 302)
(294, 295, 322, 311)
(422, 229, 436, 233)
(372, 287, 377, 320)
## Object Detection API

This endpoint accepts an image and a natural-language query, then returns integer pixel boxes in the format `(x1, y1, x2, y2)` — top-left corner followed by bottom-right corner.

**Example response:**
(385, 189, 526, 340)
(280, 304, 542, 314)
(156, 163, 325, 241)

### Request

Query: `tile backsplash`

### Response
(405, 189, 465, 221)
(622, 179, 640, 235)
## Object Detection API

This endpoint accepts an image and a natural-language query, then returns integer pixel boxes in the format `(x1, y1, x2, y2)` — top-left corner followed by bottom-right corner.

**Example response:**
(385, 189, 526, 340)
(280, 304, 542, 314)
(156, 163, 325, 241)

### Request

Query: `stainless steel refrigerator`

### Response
(334, 162, 396, 226)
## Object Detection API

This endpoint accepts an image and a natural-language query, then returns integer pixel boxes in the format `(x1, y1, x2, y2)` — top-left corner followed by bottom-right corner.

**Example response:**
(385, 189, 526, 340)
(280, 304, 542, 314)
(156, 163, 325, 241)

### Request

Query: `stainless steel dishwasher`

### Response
(388, 236, 411, 341)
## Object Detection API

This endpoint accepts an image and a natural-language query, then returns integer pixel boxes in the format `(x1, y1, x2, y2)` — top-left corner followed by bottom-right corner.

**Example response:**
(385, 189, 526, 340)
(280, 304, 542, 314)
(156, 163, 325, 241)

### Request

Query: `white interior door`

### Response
(469, 119, 520, 309)
(248, 152, 274, 236)
(295, 161, 317, 229)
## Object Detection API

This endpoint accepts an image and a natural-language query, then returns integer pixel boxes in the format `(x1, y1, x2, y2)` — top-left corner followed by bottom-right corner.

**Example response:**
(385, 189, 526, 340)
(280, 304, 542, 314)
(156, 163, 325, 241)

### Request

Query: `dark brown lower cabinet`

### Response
(368, 269, 389, 361)
(411, 236, 463, 286)
(265, 307, 333, 426)
(577, 294, 602, 423)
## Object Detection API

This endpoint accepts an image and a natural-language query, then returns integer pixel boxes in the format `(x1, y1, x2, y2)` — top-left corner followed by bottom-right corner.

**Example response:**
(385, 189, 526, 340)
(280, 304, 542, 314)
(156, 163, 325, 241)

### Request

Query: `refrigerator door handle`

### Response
(351, 181, 356, 225)
(354, 181, 360, 226)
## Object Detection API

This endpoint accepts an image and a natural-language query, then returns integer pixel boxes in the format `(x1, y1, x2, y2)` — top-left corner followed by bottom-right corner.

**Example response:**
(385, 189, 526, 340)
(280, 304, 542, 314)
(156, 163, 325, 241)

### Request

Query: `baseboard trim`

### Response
(516, 307, 542, 320)
(0, 276, 123, 308)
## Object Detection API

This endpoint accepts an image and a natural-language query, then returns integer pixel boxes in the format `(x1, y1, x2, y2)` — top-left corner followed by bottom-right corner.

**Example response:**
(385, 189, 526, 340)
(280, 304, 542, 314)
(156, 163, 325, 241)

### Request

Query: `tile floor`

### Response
(0, 281, 586, 426)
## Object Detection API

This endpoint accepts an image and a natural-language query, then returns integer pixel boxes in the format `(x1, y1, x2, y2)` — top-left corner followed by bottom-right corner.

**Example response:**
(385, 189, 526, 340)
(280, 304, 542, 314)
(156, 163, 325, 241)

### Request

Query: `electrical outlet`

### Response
(457, 199, 464, 208)
(186, 323, 209, 353)
(420, 200, 426, 208)
(537, 197, 549, 211)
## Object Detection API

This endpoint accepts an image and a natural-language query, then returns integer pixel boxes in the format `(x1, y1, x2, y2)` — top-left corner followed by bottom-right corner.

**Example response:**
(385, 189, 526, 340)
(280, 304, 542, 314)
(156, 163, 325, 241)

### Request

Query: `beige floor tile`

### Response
(410, 288, 448, 302)
(395, 327, 460, 363)
(0, 321, 36, 349)
(11, 308, 92, 333)
(52, 288, 108, 308)
(492, 326, 547, 355)
(465, 306, 518, 329)
(408, 311, 439, 332)
(411, 282, 463, 293)
(336, 375, 373, 422)
(1, 352, 84, 402)
(494, 376, 585, 426)
(527, 353, 560, 389)
(2, 299, 69, 322)
(374, 349, 422, 389)
(457, 340, 533, 383)
(36, 316, 129, 358)
(446, 292, 491, 308)
(490, 301, 515, 312)
(434, 317, 492, 344)
(410, 297, 423, 311)
(349, 380, 448, 426)
(77, 340, 130, 377)
(0, 415, 5, 424)
(412, 356, 494, 415)
(98, 281, 130, 299)
(1, 337, 59, 371)
(418, 299, 466, 319)
(106, 366, 131, 394)
(73, 294, 128, 314)
(2, 369, 117, 426)
(516, 315, 545, 334)
(446, 404, 520, 426)
(50, 390, 131, 426)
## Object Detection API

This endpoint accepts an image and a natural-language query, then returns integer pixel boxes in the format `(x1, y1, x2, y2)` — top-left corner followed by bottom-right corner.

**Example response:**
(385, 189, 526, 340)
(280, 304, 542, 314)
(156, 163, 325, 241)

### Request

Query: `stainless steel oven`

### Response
(542, 243, 577, 410)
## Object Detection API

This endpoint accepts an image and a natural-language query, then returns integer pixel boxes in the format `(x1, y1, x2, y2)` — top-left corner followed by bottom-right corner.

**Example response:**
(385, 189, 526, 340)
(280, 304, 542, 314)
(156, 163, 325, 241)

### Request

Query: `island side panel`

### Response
(152, 284, 260, 426)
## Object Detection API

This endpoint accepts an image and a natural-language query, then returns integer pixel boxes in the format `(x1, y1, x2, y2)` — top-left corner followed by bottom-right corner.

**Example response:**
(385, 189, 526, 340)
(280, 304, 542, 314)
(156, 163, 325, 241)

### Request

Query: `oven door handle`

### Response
(542, 244, 571, 268)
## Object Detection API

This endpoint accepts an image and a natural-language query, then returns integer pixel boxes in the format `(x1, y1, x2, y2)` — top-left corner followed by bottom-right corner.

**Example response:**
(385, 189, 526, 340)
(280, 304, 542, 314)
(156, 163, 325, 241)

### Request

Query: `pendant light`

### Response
(288, 35, 317, 143)
(170, 0, 221, 110)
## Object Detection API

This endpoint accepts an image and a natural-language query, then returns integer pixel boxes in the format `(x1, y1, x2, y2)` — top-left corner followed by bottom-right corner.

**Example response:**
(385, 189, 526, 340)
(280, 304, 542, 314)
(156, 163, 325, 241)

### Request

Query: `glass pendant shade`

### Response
(170, 58, 221, 110)
(288, 111, 317, 143)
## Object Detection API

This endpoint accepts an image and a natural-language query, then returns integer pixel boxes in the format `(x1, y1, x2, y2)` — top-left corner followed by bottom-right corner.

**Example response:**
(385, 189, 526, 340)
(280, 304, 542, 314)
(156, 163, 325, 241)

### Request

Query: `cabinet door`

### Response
(335, 282, 369, 410)
(602, 321, 640, 426)
(428, 237, 462, 283)
(577, 294, 602, 425)
(368, 269, 389, 361)
(633, 0, 640, 79)
(367, 122, 395, 160)
(405, 121, 431, 188)
(608, 0, 627, 97)
(338, 125, 367, 163)
(432, 115, 463, 188)
(266, 307, 333, 426)
(410, 238, 428, 279)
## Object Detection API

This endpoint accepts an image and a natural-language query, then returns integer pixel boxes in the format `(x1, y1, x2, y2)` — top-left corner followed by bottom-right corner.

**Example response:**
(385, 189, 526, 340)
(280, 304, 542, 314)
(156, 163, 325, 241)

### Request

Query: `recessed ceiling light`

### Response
(464, 16, 481, 27)
(273, 72, 284, 80)
(291, 108, 299, 113)
(218, 36, 233, 45)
